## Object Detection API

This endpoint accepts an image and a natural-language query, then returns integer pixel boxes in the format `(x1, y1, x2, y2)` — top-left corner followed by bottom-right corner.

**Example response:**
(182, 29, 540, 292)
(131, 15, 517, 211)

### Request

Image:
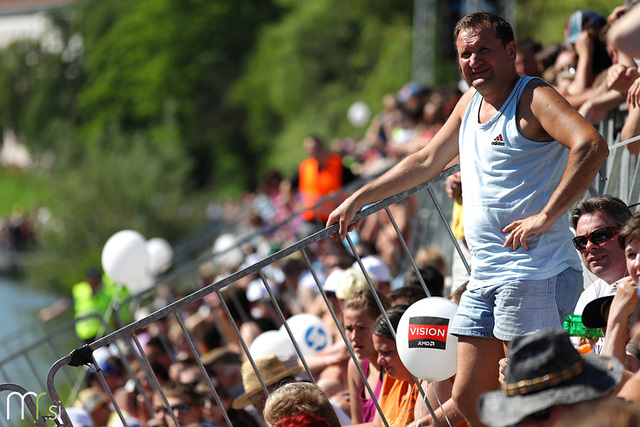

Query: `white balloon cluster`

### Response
(101, 230, 174, 293)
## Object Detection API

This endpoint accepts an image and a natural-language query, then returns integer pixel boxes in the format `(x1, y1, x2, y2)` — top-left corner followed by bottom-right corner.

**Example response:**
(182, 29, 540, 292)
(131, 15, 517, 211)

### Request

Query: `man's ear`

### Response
(507, 41, 517, 61)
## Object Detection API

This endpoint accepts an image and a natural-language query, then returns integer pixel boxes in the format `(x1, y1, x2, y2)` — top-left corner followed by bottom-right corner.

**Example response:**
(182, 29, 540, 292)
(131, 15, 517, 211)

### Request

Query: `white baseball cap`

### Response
(354, 256, 392, 283)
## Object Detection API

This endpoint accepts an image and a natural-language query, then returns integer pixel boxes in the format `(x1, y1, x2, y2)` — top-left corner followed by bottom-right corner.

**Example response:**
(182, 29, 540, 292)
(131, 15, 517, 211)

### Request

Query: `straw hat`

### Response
(232, 354, 302, 409)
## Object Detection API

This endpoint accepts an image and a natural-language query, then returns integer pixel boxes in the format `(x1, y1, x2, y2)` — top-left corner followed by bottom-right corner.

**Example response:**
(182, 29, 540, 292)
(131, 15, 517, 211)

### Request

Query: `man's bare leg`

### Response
(451, 336, 506, 426)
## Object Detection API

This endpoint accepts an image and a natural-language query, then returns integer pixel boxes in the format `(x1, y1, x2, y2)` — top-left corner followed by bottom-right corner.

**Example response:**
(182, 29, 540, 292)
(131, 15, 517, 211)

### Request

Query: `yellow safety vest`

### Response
(72, 281, 104, 340)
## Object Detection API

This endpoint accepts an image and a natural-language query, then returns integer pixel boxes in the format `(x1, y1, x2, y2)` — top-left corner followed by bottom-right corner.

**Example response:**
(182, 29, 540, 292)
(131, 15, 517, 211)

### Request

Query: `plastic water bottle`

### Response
(563, 314, 603, 339)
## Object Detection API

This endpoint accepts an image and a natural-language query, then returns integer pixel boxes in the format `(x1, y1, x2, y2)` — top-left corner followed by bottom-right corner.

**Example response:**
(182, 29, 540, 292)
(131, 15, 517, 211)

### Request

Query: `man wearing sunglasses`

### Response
(153, 381, 205, 427)
(570, 195, 632, 354)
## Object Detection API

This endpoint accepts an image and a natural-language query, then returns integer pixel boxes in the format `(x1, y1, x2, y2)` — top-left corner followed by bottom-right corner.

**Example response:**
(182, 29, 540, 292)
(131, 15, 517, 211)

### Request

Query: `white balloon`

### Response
(101, 230, 149, 285)
(146, 237, 173, 275)
(347, 101, 372, 128)
(280, 313, 332, 355)
(396, 297, 458, 382)
(127, 271, 155, 294)
(249, 330, 295, 359)
(213, 233, 244, 270)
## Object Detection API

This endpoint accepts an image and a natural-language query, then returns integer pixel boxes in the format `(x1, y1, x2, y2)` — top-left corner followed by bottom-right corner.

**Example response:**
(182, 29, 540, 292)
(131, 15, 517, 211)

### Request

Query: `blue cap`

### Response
(396, 82, 421, 103)
(564, 10, 605, 45)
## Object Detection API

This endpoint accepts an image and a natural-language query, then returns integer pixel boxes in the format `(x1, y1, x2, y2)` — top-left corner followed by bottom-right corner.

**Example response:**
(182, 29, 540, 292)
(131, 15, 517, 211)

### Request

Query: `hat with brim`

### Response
(232, 354, 302, 410)
(477, 329, 623, 427)
(564, 10, 606, 45)
(581, 281, 618, 328)
(354, 256, 392, 283)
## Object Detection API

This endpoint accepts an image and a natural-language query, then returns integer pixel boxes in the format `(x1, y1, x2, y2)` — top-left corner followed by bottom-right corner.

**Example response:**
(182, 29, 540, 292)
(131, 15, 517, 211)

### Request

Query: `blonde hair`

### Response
(336, 267, 377, 301)
(263, 382, 341, 427)
(343, 289, 390, 320)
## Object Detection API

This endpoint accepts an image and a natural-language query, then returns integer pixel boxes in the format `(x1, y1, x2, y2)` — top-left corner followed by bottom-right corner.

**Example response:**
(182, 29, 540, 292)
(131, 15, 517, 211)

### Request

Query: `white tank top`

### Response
(459, 76, 582, 284)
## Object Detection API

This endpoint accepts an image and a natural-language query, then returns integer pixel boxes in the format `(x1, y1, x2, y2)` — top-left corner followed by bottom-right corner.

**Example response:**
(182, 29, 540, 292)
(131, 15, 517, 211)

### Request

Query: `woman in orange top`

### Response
(347, 305, 469, 427)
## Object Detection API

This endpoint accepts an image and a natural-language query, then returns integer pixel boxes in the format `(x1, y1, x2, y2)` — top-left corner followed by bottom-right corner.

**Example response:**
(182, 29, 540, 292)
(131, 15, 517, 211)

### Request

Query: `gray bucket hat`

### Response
(477, 329, 623, 427)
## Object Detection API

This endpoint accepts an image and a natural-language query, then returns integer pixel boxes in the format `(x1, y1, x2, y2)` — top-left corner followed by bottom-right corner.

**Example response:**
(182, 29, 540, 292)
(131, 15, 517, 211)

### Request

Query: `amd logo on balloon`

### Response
(407, 316, 449, 350)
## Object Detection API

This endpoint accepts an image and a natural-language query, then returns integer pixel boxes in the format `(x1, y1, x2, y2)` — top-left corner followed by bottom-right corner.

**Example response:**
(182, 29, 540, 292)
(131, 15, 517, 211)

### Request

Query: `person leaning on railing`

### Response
(328, 11, 609, 426)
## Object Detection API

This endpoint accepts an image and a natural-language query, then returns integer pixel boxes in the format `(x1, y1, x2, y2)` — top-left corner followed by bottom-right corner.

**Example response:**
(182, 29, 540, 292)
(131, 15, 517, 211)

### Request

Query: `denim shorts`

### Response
(449, 267, 583, 341)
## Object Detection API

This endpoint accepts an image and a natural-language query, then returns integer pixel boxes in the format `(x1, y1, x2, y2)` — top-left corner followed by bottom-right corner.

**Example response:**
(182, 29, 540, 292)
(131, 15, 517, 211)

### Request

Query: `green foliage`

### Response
(75, 0, 284, 191)
(0, 169, 55, 217)
(516, 0, 614, 45)
(1, 0, 626, 291)
(231, 0, 414, 176)
(23, 116, 199, 291)
(0, 39, 44, 135)
(0, 9, 82, 151)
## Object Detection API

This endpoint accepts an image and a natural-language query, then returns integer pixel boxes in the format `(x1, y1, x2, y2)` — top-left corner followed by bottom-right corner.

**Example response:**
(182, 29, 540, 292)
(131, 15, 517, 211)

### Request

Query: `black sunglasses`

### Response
(157, 402, 193, 415)
(172, 403, 192, 414)
(572, 226, 620, 251)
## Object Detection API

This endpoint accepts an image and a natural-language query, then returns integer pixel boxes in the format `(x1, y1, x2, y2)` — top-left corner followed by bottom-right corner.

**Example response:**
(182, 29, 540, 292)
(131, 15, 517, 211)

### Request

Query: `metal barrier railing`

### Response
(0, 383, 48, 427)
(41, 165, 458, 427)
(3, 108, 640, 426)
(0, 314, 113, 426)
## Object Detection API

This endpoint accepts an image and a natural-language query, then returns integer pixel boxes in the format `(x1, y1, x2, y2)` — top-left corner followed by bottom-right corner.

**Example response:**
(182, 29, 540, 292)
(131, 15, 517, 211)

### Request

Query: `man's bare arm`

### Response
(326, 90, 473, 240)
(503, 82, 609, 250)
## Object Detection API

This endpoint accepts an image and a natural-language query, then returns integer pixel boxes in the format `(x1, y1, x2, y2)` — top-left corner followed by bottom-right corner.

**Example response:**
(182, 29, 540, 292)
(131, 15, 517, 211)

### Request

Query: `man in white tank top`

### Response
(327, 12, 608, 426)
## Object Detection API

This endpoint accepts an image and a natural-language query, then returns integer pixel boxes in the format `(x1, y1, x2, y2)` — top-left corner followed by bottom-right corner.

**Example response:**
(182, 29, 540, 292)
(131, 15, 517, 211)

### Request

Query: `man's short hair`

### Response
(453, 12, 515, 49)
(570, 195, 632, 229)
(159, 381, 201, 406)
(619, 211, 640, 249)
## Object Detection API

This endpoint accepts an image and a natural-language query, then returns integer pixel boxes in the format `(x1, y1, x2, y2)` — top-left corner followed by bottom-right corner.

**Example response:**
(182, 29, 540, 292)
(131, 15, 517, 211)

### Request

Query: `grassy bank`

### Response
(0, 168, 55, 217)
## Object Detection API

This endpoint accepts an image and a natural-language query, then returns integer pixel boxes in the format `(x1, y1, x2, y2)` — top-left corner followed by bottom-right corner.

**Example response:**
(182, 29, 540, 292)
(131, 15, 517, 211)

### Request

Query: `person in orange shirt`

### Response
(348, 305, 468, 427)
(284, 136, 357, 238)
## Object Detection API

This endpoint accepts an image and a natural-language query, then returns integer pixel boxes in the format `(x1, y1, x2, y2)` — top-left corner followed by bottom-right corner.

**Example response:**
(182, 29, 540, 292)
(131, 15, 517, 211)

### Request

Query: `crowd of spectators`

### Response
(64, 3, 640, 427)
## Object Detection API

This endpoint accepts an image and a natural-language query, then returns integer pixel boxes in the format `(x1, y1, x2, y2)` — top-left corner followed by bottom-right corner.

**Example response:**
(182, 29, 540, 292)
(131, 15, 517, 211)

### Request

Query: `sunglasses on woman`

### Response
(572, 226, 620, 251)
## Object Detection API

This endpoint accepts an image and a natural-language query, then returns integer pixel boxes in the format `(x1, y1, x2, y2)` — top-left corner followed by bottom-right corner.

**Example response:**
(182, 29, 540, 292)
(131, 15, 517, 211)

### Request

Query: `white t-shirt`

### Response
(574, 278, 613, 316)
(573, 278, 615, 355)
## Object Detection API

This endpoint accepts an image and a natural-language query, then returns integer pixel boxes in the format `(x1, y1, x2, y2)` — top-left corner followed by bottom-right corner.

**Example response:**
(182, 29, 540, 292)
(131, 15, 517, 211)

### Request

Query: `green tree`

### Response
(0, 8, 83, 151)
(516, 0, 614, 45)
(23, 113, 197, 291)
(231, 0, 416, 176)
(75, 0, 284, 193)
